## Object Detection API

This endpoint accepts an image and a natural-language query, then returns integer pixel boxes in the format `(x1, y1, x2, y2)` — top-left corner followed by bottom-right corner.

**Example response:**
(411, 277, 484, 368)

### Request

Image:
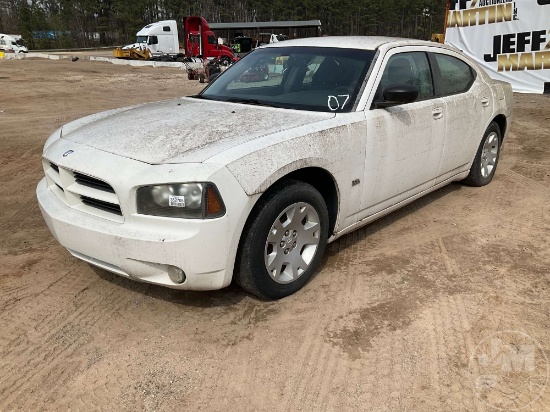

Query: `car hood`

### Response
(60, 97, 334, 164)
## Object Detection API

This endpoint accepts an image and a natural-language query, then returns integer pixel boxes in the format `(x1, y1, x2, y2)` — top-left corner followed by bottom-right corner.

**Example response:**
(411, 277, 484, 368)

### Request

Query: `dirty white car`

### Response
(37, 37, 513, 299)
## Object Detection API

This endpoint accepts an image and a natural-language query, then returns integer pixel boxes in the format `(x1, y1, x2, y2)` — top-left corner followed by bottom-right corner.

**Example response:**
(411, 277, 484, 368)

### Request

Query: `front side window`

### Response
(148, 36, 158, 45)
(200, 46, 376, 113)
(208, 35, 217, 45)
(374, 51, 434, 104)
(434, 54, 475, 96)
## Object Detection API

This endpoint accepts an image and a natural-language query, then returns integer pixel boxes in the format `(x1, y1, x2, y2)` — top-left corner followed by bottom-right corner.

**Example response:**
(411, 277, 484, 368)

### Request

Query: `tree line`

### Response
(0, 0, 448, 49)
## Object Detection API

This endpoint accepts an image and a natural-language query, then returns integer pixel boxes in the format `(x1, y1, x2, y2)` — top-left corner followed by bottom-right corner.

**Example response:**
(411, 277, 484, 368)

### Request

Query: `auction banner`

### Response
(445, 0, 550, 94)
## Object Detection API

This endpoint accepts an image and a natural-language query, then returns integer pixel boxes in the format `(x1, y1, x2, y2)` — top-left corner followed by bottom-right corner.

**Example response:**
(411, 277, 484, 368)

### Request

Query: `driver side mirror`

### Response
(375, 84, 419, 108)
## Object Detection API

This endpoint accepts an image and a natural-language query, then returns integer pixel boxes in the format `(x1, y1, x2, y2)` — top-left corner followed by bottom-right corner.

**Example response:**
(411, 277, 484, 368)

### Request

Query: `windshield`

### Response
(136, 36, 147, 43)
(200, 46, 376, 113)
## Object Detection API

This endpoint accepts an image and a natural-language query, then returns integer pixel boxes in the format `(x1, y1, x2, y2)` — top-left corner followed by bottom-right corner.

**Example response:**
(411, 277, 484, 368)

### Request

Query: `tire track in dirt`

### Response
(324, 232, 481, 411)
(277, 295, 339, 408)
(0, 267, 77, 349)
(324, 234, 394, 410)
(427, 239, 472, 406)
(278, 233, 363, 411)
(0, 201, 39, 233)
(197, 300, 278, 410)
(436, 239, 480, 410)
(0, 272, 135, 410)
(318, 230, 386, 410)
(507, 169, 550, 198)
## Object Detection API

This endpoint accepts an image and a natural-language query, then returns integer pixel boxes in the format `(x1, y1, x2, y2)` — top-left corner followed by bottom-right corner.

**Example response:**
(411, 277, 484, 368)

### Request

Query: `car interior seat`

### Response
(387, 57, 415, 86)
(311, 57, 340, 89)
(281, 55, 310, 94)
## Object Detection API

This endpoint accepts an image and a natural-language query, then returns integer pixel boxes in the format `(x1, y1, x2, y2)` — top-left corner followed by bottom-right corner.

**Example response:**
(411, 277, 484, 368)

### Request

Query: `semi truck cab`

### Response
(184, 16, 234, 61)
(126, 20, 180, 57)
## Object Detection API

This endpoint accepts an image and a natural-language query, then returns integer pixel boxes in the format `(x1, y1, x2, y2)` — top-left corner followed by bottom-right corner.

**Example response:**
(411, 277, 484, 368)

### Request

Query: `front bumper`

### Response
(38, 178, 237, 290)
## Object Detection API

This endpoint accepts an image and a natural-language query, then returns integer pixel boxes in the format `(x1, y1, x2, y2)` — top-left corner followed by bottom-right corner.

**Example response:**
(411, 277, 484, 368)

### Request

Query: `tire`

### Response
(236, 180, 329, 299)
(462, 121, 502, 187)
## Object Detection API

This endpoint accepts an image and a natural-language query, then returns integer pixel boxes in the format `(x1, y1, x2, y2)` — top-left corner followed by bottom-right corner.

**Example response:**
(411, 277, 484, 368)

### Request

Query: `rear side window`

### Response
(163, 26, 171, 32)
(434, 54, 475, 95)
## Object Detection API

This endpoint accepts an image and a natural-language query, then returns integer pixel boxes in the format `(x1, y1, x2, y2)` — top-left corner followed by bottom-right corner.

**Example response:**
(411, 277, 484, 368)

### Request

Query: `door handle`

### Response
(432, 107, 443, 120)
(481, 97, 490, 107)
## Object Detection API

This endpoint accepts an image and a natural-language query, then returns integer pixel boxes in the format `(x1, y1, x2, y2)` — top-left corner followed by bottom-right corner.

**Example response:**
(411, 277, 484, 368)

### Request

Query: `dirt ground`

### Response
(1, 59, 549, 412)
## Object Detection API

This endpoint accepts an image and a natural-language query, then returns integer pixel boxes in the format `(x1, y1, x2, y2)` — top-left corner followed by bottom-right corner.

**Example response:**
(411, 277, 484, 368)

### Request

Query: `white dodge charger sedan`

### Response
(37, 37, 513, 299)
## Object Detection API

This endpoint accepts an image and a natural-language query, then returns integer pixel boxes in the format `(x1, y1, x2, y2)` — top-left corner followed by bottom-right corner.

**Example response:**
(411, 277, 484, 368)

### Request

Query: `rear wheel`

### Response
(236, 180, 329, 299)
(462, 121, 501, 187)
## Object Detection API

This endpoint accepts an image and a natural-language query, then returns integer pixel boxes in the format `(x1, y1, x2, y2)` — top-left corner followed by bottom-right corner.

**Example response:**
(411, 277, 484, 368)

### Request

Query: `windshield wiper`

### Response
(225, 98, 281, 108)
(191, 94, 210, 100)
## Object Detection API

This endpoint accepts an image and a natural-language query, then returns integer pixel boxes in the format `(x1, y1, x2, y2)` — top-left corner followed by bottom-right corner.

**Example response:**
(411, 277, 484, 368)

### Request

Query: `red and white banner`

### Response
(445, 0, 550, 94)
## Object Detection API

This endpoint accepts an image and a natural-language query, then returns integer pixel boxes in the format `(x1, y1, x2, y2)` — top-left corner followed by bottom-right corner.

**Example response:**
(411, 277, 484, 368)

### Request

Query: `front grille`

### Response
(43, 160, 123, 223)
(81, 195, 122, 215)
(74, 172, 115, 193)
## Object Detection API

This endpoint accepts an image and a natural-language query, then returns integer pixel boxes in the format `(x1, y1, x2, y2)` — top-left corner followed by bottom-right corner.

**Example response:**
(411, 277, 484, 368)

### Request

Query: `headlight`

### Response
(136, 183, 225, 219)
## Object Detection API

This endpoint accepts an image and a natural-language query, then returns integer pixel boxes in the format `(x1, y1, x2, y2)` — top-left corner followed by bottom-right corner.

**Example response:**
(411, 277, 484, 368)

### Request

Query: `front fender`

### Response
(225, 117, 367, 232)
(236, 157, 333, 196)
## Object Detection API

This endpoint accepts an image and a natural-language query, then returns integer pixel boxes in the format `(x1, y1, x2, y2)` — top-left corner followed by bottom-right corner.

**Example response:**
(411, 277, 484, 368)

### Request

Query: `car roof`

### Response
(263, 36, 454, 51)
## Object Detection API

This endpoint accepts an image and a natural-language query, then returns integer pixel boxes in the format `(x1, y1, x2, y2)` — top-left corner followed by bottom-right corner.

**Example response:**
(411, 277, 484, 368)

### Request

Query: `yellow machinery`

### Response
(113, 47, 151, 60)
(431, 0, 451, 44)
(431, 33, 445, 43)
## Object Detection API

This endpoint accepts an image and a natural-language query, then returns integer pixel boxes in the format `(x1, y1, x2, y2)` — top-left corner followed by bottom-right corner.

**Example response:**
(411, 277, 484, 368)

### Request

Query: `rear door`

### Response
(430, 52, 489, 183)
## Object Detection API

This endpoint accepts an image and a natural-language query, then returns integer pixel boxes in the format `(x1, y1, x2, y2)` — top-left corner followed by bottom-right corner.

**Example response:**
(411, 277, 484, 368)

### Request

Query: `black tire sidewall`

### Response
(238, 181, 329, 299)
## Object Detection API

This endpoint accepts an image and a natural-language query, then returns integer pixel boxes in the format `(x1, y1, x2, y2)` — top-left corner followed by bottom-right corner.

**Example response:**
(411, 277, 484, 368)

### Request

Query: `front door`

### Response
(358, 50, 446, 220)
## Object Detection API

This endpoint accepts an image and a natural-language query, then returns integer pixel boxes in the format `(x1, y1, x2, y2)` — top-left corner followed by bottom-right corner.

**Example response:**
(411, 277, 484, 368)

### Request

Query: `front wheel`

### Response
(236, 180, 329, 299)
(462, 121, 501, 187)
